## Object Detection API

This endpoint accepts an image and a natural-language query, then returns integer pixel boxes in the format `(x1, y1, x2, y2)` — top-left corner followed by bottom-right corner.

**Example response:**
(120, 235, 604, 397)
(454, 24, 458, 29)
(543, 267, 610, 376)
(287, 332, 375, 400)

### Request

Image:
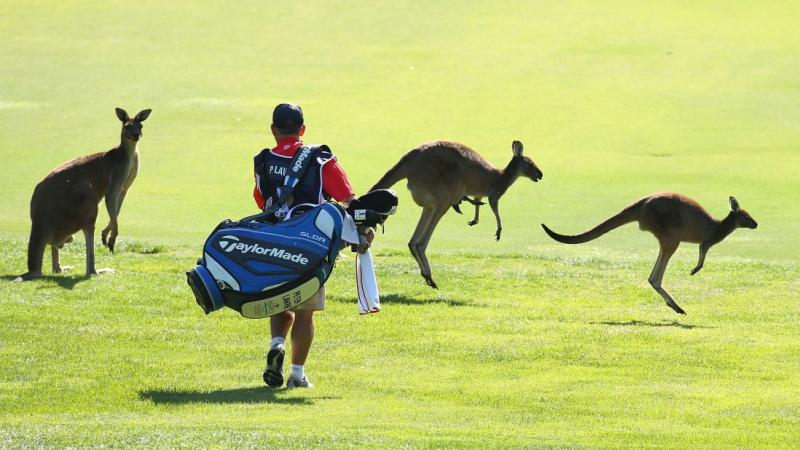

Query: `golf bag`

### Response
(187, 189, 397, 319)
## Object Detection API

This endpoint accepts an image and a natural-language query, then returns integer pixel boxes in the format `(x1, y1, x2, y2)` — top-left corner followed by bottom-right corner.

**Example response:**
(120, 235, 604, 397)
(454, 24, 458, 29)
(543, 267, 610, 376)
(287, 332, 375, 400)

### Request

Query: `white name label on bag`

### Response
(240, 278, 321, 319)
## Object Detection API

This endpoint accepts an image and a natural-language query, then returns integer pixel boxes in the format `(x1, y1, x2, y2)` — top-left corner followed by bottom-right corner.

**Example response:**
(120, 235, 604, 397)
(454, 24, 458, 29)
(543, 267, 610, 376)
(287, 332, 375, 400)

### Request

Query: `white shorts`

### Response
(292, 285, 325, 311)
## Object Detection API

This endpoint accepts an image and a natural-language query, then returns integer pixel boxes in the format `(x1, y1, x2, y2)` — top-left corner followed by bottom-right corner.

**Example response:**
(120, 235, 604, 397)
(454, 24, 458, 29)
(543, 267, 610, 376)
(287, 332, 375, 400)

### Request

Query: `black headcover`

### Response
(346, 189, 398, 228)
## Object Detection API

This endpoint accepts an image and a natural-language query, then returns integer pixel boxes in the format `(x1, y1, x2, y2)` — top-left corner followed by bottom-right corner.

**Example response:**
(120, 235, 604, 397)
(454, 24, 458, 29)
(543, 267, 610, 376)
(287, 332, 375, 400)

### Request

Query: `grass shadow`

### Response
(140, 387, 339, 405)
(592, 320, 714, 330)
(120, 241, 166, 254)
(1, 273, 89, 289)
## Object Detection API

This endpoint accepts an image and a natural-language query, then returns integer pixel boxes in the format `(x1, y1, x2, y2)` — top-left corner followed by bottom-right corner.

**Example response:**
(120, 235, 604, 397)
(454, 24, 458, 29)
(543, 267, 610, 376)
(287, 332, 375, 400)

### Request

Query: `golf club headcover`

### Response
(346, 189, 398, 228)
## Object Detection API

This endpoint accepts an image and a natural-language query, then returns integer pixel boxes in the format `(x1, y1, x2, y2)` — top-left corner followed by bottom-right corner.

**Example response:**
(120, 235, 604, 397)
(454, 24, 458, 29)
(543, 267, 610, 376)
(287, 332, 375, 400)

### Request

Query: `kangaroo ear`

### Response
(512, 140, 524, 157)
(115, 107, 130, 122)
(135, 109, 152, 122)
(729, 196, 740, 212)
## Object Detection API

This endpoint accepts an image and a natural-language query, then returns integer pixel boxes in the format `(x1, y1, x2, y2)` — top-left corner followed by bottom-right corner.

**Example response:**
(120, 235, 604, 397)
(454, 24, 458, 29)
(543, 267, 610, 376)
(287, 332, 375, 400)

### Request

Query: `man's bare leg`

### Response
(271, 310, 294, 340)
(290, 310, 314, 365)
(264, 311, 294, 388)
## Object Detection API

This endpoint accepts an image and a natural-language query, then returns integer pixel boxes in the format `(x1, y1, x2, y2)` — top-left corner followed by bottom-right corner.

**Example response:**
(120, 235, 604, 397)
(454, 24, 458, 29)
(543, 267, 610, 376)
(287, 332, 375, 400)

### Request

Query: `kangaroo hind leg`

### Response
(468, 197, 482, 226)
(52, 235, 75, 274)
(416, 205, 449, 287)
(409, 207, 438, 288)
(51, 244, 64, 274)
(488, 193, 502, 240)
(648, 240, 685, 315)
(409, 205, 448, 289)
(84, 226, 98, 277)
(84, 226, 114, 277)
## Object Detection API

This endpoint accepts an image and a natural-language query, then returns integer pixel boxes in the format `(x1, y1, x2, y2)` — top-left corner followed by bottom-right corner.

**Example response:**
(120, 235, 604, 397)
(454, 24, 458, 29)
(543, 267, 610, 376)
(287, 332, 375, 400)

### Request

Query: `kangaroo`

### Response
(541, 193, 758, 314)
(371, 140, 543, 288)
(15, 107, 152, 281)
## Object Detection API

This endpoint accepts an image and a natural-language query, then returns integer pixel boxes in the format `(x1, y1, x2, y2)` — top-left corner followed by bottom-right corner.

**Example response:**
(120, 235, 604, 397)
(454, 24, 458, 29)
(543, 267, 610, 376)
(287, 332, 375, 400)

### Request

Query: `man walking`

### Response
(253, 103, 356, 388)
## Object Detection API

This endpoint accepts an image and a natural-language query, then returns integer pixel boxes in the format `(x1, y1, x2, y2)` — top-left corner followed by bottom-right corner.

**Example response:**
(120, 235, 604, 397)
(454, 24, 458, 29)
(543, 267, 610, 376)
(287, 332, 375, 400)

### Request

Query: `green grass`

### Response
(1, 240, 798, 447)
(2, 0, 799, 448)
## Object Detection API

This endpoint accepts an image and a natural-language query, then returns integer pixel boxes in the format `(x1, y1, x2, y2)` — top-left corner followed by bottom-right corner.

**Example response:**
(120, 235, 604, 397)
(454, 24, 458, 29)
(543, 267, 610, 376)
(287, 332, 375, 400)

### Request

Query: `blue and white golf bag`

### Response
(187, 189, 397, 319)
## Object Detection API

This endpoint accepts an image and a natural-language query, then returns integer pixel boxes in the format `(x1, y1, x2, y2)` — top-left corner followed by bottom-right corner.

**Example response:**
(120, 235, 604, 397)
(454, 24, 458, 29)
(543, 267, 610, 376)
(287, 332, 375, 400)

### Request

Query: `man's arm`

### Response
(340, 194, 356, 208)
(253, 170, 266, 210)
(253, 151, 269, 210)
(321, 158, 355, 205)
(321, 158, 375, 251)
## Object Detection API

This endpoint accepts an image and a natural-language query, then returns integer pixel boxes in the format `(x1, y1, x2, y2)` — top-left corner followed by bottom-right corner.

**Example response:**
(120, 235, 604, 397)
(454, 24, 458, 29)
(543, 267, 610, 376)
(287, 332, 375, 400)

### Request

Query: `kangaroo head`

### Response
(729, 196, 758, 229)
(509, 140, 543, 182)
(116, 107, 152, 142)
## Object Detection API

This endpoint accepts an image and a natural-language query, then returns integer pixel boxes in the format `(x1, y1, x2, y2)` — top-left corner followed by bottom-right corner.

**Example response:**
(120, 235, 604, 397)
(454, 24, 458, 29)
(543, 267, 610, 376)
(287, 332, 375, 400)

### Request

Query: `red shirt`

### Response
(253, 136, 355, 210)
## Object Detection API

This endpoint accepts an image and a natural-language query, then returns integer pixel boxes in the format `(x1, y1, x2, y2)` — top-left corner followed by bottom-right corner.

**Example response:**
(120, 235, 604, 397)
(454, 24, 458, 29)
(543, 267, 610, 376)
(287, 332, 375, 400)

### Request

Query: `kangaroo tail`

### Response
(24, 223, 48, 277)
(369, 149, 419, 192)
(20, 184, 49, 278)
(541, 199, 644, 244)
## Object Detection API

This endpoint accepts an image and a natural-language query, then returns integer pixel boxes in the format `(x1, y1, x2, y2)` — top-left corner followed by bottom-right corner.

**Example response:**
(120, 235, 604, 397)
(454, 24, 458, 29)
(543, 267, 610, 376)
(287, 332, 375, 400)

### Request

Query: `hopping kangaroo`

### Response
(541, 193, 758, 314)
(15, 107, 152, 281)
(371, 140, 543, 288)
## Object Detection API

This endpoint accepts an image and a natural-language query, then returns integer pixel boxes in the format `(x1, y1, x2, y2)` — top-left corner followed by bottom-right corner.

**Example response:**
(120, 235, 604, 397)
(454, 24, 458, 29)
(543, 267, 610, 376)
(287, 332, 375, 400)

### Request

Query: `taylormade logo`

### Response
(218, 235, 309, 265)
(291, 147, 312, 173)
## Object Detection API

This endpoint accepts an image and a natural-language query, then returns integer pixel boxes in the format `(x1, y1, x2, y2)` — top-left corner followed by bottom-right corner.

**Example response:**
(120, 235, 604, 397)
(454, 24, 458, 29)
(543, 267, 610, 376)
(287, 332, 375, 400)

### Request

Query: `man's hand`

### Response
(340, 194, 357, 209)
(356, 226, 375, 254)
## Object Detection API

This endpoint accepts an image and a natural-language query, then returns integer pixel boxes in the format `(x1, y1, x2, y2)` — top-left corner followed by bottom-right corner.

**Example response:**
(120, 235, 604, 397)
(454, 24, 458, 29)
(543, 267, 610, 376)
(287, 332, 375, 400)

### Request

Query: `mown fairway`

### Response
(1, 1, 799, 448)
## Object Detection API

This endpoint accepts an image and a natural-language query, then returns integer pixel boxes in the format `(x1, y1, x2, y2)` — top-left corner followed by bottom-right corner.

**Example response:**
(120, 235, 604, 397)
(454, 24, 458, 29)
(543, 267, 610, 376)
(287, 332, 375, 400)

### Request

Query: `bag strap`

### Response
(265, 145, 320, 219)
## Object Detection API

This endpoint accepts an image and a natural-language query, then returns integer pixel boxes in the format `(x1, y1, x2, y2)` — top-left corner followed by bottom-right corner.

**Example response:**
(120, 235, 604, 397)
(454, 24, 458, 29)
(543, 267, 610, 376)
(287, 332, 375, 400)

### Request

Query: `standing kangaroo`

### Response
(541, 193, 758, 314)
(370, 140, 543, 288)
(15, 107, 152, 281)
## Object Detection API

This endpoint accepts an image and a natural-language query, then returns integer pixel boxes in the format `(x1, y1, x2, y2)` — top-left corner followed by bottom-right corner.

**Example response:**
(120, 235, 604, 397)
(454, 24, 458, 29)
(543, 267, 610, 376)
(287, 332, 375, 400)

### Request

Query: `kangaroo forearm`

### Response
(691, 243, 709, 275)
(105, 192, 121, 222)
(115, 189, 129, 216)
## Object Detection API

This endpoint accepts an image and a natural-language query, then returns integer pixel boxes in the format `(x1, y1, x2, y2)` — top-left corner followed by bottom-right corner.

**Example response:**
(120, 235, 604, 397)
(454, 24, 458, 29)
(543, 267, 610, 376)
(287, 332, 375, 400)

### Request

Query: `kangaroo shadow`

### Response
(381, 293, 474, 307)
(2, 274, 89, 289)
(329, 293, 474, 307)
(140, 387, 339, 405)
(592, 320, 714, 330)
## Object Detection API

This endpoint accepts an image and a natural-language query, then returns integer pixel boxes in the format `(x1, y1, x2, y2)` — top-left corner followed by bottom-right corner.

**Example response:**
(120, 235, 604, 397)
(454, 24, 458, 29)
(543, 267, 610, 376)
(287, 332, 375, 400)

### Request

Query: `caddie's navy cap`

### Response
(272, 103, 304, 130)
